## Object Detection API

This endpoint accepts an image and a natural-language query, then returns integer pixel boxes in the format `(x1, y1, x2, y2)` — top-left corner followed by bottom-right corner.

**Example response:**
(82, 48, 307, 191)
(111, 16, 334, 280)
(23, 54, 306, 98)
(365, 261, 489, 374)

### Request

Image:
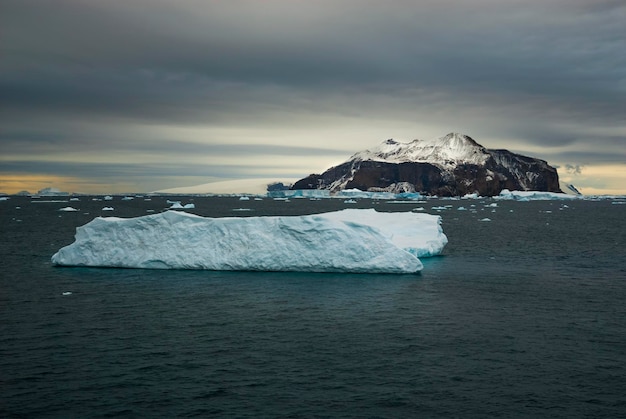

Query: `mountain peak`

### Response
(352, 132, 488, 168)
(440, 132, 480, 146)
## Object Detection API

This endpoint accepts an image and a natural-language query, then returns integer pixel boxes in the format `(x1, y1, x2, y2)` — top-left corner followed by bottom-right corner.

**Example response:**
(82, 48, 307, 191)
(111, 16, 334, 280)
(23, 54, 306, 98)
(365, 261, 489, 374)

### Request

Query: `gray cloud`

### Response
(1, 0, 625, 192)
(565, 164, 583, 175)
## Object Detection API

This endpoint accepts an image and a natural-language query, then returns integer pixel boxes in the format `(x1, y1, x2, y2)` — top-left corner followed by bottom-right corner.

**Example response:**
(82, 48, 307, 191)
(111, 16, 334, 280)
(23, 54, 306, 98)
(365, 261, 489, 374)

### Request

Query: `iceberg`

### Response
(495, 189, 581, 201)
(37, 187, 69, 197)
(267, 189, 331, 199)
(51, 209, 447, 274)
(267, 188, 423, 200)
(336, 189, 397, 200)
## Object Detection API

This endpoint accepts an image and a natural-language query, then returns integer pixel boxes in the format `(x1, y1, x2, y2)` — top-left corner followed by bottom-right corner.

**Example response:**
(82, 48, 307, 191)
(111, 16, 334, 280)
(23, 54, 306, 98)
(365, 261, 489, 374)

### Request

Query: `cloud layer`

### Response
(1, 0, 625, 193)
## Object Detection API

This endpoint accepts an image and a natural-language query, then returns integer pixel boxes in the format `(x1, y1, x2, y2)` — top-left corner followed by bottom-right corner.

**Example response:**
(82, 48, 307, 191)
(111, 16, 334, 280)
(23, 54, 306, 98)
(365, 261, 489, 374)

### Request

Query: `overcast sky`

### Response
(1, 0, 625, 194)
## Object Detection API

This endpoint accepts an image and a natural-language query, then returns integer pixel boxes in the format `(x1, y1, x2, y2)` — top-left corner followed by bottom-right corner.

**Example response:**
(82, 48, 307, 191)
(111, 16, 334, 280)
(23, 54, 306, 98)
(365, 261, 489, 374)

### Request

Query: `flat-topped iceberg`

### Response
(495, 189, 581, 201)
(51, 209, 447, 274)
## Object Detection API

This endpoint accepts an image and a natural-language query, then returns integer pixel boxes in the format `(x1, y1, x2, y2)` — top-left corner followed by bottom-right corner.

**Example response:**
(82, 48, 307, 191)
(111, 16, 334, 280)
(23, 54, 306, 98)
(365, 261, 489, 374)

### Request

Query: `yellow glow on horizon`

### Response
(0, 174, 132, 195)
(559, 164, 626, 196)
(2, 162, 625, 196)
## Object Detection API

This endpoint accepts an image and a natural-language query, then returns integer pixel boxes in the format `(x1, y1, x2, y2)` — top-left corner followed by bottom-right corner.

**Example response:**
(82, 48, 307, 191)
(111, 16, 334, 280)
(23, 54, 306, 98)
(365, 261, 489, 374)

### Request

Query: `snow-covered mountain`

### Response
(292, 133, 562, 196)
(351, 133, 490, 168)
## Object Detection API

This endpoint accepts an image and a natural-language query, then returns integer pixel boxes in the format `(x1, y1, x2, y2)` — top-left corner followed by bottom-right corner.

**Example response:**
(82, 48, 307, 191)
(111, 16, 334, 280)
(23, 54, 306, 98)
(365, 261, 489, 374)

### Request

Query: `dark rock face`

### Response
(292, 138, 562, 197)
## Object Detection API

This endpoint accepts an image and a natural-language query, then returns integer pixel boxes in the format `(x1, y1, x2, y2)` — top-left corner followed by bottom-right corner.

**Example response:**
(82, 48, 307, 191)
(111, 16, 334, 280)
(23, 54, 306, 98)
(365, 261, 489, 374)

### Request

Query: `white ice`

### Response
(268, 188, 423, 200)
(317, 209, 447, 258)
(51, 209, 447, 274)
(168, 202, 194, 209)
(495, 189, 581, 201)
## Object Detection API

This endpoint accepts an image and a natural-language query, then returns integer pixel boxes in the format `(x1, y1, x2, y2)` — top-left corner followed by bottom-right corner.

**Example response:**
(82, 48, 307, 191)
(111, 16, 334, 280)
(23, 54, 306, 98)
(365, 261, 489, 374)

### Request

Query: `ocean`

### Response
(1, 195, 625, 417)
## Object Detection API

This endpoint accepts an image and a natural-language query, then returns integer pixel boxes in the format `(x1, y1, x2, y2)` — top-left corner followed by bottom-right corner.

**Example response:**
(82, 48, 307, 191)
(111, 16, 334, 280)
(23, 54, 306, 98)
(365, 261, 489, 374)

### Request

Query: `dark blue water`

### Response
(2, 196, 625, 417)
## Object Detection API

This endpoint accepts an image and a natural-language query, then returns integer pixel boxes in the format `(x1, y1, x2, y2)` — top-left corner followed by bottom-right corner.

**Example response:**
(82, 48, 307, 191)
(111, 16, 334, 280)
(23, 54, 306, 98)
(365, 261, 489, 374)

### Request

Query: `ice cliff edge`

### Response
(51, 209, 447, 274)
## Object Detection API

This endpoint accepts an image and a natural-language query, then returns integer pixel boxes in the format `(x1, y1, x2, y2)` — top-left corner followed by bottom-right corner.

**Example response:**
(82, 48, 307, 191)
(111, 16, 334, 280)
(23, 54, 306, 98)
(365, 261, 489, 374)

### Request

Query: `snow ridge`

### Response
(351, 133, 490, 169)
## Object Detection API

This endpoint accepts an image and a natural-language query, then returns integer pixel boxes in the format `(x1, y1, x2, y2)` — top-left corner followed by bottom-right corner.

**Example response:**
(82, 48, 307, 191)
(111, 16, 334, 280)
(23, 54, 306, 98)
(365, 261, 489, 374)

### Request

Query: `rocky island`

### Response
(292, 133, 562, 197)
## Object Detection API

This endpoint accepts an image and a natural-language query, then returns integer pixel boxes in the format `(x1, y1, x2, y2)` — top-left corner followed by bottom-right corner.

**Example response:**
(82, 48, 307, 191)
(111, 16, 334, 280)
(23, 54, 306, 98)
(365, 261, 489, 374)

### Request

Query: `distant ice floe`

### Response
(495, 189, 581, 201)
(58, 207, 79, 212)
(269, 189, 331, 199)
(102, 207, 115, 211)
(51, 209, 447, 274)
(268, 188, 423, 201)
(270, 188, 623, 202)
